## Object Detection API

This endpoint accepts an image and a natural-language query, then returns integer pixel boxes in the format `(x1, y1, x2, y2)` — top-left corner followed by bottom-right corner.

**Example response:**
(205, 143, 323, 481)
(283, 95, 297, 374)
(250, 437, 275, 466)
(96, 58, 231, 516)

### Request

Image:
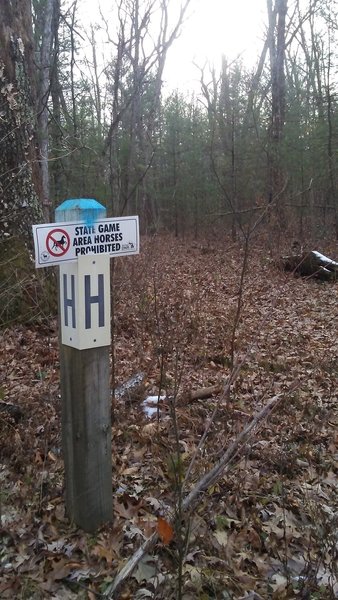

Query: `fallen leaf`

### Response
(214, 529, 228, 547)
(132, 554, 157, 583)
(157, 517, 174, 544)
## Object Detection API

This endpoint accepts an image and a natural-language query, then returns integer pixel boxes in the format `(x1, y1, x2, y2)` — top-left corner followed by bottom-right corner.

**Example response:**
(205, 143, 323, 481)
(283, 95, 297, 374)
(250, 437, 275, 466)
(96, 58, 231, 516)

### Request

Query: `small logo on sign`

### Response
(122, 241, 135, 251)
(40, 251, 50, 262)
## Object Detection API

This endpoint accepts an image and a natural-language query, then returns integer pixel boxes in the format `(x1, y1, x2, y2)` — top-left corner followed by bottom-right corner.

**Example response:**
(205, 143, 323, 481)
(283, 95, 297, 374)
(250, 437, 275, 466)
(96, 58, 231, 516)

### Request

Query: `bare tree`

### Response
(324, 4, 337, 238)
(267, 0, 288, 217)
(284, 0, 337, 237)
(103, 0, 192, 225)
(36, 0, 58, 221)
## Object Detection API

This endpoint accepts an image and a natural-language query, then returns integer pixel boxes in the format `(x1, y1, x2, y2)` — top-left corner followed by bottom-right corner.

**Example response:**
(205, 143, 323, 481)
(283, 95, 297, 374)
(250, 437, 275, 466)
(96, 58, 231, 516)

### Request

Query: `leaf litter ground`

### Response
(0, 235, 337, 599)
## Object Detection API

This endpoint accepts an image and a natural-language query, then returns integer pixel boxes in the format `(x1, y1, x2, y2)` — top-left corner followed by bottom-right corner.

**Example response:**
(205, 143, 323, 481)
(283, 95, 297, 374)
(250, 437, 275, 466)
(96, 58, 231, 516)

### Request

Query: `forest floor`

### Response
(0, 234, 338, 600)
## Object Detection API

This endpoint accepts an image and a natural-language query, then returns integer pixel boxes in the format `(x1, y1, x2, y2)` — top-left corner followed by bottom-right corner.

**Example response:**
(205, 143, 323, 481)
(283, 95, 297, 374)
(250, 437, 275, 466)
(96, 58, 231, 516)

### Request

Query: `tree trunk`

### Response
(325, 20, 337, 239)
(267, 0, 287, 228)
(0, 0, 43, 241)
(37, 0, 56, 222)
(49, 0, 63, 205)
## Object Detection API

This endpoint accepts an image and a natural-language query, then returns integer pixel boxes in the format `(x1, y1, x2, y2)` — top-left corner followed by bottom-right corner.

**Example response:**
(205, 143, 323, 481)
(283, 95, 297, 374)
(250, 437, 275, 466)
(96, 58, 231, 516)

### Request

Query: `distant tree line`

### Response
(0, 0, 337, 247)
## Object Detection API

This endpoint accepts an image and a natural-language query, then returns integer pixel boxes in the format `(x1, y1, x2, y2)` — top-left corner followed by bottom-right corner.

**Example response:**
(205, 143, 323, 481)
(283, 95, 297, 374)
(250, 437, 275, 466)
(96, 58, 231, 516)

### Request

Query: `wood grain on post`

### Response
(56, 199, 112, 532)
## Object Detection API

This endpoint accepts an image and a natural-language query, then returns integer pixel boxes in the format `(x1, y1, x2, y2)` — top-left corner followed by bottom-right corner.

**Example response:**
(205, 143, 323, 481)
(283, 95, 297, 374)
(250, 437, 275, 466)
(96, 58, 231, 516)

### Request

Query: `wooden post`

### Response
(56, 199, 112, 532)
(32, 201, 139, 529)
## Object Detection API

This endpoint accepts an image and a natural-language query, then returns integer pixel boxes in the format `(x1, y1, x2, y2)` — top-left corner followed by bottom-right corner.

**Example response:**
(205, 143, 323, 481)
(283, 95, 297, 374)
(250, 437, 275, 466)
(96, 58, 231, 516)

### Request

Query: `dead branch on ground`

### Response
(103, 384, 298, 598)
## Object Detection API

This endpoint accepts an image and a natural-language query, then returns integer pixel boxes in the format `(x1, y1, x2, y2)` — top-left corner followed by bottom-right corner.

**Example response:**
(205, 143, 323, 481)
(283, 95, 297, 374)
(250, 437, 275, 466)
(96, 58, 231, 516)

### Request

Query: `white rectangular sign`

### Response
(60, 255, 111, 350)
(32, 216, 139, 268)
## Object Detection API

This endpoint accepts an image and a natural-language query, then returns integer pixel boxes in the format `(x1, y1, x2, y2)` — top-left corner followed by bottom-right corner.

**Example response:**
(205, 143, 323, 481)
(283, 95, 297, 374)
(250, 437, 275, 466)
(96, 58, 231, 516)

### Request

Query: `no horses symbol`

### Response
(46, 228, 70, 257)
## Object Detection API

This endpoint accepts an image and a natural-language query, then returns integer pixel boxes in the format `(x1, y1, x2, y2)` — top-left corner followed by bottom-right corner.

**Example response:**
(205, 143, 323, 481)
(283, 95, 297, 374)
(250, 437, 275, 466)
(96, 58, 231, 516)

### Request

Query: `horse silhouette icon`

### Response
(52, 234, 67, 250)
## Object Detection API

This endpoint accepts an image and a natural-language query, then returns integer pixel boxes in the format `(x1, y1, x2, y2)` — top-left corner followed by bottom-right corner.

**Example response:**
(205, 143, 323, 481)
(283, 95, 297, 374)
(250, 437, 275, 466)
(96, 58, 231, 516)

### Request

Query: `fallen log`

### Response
(189, 383, 222, 401)
(281, 250, 338, 281)
(113, 372, 146, 402)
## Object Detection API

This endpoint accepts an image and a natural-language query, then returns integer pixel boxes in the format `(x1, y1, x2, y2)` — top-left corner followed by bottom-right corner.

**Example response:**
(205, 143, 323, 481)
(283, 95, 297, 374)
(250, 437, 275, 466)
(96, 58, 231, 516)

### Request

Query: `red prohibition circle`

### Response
(46, 228, 70, 257)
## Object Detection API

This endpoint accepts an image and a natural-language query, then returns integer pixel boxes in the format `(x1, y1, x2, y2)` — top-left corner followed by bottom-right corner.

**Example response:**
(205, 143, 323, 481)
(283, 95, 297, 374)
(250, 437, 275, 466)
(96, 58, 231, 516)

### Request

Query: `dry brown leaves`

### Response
(0, 234, 337, 599)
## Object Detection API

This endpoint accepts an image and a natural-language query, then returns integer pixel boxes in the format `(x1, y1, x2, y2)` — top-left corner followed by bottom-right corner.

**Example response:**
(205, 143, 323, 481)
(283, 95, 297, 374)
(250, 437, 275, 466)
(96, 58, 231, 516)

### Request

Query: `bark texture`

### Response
(0, 0, 43, 242)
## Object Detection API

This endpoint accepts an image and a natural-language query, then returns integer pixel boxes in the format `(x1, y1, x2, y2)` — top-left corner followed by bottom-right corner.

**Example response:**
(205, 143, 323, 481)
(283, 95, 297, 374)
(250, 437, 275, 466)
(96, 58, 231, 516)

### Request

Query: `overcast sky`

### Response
(163, 0, 268, 91)
(78, 0, 268, 93)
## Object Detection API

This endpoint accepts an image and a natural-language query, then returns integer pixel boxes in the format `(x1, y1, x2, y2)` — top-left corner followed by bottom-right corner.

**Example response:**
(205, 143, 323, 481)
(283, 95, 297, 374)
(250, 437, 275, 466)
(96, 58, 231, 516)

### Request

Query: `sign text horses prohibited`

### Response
(32, 215, 139, 267)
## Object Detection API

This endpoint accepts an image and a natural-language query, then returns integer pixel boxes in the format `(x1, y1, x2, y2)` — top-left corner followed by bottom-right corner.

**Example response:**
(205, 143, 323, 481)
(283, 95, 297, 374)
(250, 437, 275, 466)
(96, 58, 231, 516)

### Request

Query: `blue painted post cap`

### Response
(55, 198, 107, 226)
